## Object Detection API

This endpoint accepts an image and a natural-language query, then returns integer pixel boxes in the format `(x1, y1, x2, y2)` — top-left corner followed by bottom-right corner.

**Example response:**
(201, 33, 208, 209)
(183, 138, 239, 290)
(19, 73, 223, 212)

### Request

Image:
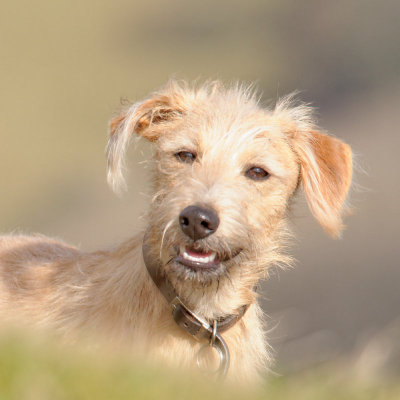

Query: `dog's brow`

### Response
(161, 135, 198, 153)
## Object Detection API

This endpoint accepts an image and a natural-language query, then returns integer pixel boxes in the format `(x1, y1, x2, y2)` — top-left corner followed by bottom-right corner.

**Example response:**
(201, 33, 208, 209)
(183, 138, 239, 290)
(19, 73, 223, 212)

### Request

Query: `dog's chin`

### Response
(171, 244, 241, 275)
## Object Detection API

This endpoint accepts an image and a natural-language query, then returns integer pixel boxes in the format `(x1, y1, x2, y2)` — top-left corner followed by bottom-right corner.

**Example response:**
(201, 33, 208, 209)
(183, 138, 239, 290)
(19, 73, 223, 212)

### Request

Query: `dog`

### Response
(0, 80, 352, 382)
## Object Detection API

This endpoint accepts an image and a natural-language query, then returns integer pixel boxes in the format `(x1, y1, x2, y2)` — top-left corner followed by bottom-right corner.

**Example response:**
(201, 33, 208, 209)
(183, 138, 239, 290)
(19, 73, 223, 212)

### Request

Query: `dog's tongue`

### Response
(185, 246, 214, 258)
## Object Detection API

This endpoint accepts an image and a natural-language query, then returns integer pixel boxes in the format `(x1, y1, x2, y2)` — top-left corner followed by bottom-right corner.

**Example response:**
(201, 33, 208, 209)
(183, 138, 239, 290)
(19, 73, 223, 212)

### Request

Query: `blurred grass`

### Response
(0, 328, 398, 400)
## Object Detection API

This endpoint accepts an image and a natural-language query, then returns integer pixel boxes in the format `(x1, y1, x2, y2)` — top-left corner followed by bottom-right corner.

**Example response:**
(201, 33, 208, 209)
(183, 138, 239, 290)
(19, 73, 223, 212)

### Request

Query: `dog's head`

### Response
(107, 81, 352, 314)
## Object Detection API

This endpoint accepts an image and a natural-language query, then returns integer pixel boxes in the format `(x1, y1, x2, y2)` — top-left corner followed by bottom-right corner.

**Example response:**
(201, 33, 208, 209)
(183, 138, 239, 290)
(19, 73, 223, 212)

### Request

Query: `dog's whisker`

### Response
(165, 257, 175, 269)
(225, 269, 234, 289)
(160, 219, 174, 259)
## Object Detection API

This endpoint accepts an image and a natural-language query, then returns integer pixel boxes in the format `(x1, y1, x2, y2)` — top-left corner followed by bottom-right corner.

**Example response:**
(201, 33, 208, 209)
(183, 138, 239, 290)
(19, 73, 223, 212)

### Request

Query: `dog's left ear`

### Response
(107, 84, 186, 192)
(296, 130, 352, 237)
(275, 99, 353, 237)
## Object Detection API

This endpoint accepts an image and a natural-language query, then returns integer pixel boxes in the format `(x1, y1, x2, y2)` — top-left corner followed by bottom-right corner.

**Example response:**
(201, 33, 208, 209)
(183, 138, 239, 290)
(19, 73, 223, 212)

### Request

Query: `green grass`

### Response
(0, 329, 398, 400)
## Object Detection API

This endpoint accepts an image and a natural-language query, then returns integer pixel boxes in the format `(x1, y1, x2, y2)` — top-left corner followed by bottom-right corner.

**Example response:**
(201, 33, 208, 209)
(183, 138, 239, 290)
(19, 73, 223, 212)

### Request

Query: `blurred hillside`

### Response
(1, 0, 399, 384)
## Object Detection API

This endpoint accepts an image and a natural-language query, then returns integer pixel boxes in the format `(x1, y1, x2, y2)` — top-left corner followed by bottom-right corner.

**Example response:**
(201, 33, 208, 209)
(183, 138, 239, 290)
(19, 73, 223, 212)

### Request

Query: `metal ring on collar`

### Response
(196, 331, 230, 378)
(210, 320, 217, 346)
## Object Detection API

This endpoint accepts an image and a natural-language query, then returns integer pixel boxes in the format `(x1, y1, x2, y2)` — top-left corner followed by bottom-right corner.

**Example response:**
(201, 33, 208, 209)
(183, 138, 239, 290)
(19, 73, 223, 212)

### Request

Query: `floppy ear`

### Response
(275, 98, 353, 237)
(295, 130, 352, 237)
(107, 84, 186, 193)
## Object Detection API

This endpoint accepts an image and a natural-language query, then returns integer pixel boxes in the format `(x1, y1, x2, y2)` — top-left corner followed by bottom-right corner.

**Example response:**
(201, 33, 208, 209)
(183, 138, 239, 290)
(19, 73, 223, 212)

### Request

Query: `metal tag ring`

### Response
(196, 333, 230, 378)
(196, 342, 224, 375)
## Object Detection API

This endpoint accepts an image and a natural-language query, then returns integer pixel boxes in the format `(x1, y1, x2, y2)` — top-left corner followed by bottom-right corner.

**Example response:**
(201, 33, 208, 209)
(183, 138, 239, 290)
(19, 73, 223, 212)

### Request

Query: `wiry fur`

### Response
(0, 80, 352, 383)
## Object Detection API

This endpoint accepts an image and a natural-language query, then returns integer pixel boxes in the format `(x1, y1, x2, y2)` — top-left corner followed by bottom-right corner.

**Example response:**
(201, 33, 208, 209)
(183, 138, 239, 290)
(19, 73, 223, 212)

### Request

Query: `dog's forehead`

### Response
(165, 101, 286, 145)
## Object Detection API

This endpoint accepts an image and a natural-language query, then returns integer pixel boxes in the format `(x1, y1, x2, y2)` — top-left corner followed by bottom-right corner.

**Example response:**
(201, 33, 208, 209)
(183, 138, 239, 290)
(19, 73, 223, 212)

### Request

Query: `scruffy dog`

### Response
(0, 81, 352, 382)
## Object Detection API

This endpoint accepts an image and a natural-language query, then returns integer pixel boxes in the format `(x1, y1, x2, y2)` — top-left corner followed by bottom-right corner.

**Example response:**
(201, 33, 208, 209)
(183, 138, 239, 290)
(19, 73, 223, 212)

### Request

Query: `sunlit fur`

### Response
(0, 80, 352, 383)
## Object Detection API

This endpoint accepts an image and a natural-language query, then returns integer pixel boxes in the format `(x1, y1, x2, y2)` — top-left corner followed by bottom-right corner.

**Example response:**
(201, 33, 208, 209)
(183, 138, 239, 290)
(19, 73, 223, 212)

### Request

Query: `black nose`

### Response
(179, 206, 220, 241)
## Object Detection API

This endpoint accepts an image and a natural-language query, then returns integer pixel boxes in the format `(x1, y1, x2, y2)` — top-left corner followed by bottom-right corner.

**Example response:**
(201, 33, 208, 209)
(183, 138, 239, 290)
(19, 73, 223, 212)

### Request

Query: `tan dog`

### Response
(0, 81, 352, 382)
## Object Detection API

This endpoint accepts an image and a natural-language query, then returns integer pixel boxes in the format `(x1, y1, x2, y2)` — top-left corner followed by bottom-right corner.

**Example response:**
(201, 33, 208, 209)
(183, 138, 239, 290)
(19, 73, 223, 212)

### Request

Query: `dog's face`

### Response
(107, 81, 352, 313)
(150, 105, 299, 281)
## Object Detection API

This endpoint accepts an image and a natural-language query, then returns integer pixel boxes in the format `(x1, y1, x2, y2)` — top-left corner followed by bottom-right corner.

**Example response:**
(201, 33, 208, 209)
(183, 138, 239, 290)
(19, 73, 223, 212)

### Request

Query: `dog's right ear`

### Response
(107, 84, 186, 193)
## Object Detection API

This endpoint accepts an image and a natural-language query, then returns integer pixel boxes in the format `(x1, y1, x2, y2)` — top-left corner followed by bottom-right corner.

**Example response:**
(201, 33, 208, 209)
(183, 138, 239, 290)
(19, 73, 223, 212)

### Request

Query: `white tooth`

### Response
(180, 247, 217, 264)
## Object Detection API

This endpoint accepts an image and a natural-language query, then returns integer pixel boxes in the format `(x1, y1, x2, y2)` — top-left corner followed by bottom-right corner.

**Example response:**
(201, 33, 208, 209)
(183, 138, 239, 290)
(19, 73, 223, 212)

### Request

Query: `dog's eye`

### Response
(175, 151, 196, 163)
(245, 166, 270, 181)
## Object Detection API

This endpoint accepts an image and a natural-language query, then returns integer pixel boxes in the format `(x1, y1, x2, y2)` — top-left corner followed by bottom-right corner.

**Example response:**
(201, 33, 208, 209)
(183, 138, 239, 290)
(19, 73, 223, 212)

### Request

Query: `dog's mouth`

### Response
(175, 245, 241, 272)
(176, 245, 219, 270)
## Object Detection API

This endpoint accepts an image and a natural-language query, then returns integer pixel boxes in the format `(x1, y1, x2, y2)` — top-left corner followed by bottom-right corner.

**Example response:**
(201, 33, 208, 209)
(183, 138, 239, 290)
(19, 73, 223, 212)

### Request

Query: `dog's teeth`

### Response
(180, 246, 216, 264)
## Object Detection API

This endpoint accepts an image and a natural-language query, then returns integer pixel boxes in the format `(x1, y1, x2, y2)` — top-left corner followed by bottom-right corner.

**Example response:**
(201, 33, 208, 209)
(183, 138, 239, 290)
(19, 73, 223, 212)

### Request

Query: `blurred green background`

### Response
(1, 0, 399, 394)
